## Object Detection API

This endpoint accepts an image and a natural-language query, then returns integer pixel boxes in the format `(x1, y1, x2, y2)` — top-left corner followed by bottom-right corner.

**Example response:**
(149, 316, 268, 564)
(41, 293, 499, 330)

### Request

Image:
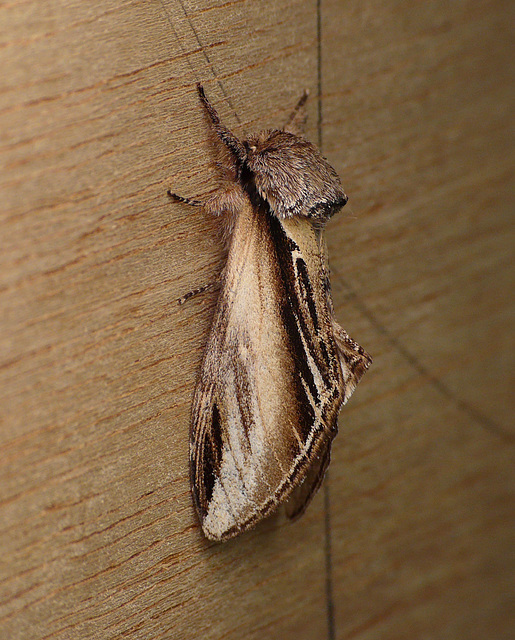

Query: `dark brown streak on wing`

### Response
(294, 253, 336, 389)
(288, 236, 338, 392)
(266, 214, 347, 518)
(201, 402, 223, 508)
(267, 213, 344, 438)
(191, 388, 217, 520)
(232, 337, 260, 464)
(270, 215, 342, 398)
(295, 255, 321, 334)
(268, 218, 320, 428)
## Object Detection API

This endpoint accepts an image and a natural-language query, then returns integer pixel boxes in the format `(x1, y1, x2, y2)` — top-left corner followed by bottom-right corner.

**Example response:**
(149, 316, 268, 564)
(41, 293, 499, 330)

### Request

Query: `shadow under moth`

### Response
(169, 83, 371, 542)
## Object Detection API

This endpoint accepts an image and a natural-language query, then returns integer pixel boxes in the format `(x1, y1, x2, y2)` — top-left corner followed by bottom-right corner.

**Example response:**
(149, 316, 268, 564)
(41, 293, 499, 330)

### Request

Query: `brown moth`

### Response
(169, 83, 371, 541)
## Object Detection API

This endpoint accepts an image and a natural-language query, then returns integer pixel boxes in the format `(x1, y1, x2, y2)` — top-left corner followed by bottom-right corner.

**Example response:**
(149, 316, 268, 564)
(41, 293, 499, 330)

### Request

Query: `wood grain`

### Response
(0, 1, 513, 639)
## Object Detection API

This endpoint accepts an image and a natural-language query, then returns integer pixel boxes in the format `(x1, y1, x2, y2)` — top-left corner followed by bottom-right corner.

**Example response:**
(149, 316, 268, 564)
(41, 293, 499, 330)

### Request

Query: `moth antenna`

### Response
(196, 83, 247, 165)
(283, 89, 309, 134)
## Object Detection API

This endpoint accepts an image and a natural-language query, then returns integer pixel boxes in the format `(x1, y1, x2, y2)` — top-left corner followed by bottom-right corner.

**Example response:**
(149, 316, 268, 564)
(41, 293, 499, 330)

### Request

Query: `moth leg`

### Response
(177, 281, 218, 305)
(168, 191, 215, 304)
(167, 190, 203, 207)
(283, 90, 309, 135)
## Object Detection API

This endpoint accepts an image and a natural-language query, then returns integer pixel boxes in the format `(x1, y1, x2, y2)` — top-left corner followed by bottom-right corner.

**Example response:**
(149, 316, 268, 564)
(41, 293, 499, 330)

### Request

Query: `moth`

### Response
(169, 83, 371, 541)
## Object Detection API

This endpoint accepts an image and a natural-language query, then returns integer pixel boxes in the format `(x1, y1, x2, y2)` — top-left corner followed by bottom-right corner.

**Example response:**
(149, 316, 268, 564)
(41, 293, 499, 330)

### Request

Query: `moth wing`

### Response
(333, 322, 372, 403)
(284, 438, 332, 520)
(191, 203, 349, 541)
(285, 319, 372, 518)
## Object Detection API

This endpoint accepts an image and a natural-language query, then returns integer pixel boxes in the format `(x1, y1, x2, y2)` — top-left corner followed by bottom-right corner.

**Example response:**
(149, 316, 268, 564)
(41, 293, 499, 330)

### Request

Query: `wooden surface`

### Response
(0, 1, 513, 638)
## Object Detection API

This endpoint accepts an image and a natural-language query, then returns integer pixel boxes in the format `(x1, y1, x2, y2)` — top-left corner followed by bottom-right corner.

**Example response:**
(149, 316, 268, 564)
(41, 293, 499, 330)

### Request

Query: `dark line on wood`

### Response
(337, 274, 513, 442)
(317, 2, 336, 639)
(159, 0, 242, 123)
(323, 478, 336, 640)
(316, 0, 323, 150)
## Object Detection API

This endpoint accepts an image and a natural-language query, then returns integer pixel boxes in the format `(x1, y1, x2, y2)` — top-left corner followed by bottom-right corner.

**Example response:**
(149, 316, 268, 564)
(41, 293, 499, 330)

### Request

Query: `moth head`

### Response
(241, 130, 348, 220)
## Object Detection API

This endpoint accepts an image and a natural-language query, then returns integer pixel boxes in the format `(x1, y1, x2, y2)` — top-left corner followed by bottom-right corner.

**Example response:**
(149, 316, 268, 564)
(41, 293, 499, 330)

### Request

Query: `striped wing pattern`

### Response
(190, 202, 370, 540)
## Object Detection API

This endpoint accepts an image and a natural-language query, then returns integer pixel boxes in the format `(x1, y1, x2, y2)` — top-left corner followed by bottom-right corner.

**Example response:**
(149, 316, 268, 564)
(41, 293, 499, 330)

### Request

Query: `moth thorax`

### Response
(243, 130, 348, 219)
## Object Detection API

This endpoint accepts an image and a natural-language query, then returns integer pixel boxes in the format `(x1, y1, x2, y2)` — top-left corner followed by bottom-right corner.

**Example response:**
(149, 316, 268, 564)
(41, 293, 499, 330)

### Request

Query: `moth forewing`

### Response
(191, 204, 344, 541)
(172, 84, 371, 541)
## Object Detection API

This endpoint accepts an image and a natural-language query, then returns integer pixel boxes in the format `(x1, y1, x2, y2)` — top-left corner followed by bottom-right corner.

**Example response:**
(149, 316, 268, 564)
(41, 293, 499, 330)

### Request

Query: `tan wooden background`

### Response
(1, 1, 513, 638)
